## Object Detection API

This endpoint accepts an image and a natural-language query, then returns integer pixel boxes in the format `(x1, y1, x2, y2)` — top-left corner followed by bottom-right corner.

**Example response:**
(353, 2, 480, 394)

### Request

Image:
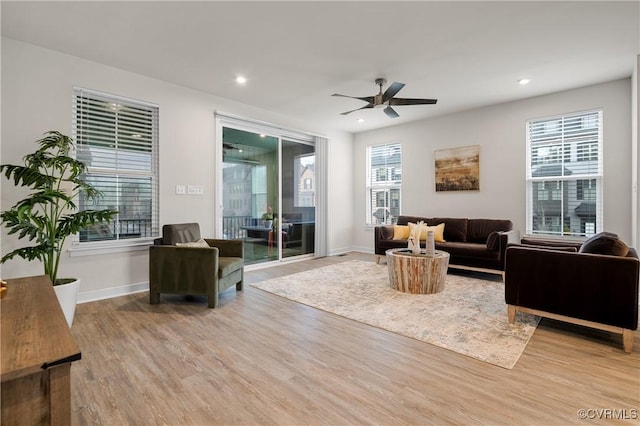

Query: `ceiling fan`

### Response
(223, 143, 238, 150)
(332, 78, 437, 118)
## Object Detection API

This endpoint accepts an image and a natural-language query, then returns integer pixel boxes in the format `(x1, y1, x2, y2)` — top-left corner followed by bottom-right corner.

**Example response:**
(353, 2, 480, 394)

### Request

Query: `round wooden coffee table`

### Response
(385, 248, 450, 294)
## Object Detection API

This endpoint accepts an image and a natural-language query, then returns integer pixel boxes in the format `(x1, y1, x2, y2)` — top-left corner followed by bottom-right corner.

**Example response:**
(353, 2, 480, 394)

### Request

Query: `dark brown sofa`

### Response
(375, 215, 519, 273)
(505, 233, 639, 352)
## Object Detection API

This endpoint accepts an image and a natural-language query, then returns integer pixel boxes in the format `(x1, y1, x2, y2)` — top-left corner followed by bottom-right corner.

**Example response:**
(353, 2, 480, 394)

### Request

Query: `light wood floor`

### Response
(71, 252, 640, 425)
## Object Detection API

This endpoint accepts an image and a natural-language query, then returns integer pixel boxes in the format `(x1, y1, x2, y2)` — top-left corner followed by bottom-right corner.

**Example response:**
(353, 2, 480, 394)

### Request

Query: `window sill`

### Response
(522, 234, 587, 243)
(68, 238, 156, 257)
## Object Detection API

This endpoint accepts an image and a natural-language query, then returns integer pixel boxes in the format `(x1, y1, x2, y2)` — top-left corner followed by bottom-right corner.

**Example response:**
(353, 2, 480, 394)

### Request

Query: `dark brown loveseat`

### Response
(374, 215, 519, 273)
(505, 233, 639, 352)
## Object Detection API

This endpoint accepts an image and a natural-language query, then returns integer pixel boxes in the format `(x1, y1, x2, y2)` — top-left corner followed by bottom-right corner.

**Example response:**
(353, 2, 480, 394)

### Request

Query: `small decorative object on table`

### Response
(408, 220, 423, 254)
(0, 280, 6, 299)
(426, 230, 435, 256)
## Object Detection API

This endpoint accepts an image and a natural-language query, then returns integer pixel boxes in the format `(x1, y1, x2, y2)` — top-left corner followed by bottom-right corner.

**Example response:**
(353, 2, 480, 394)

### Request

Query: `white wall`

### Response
(352, 79, 633, 252)
(633, 54, 639, 248)
(1, 38, 354, 299)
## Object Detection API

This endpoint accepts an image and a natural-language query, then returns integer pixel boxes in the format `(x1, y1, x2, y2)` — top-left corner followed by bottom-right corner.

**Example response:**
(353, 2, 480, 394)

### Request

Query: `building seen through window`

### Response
(526, 110, 602, 237)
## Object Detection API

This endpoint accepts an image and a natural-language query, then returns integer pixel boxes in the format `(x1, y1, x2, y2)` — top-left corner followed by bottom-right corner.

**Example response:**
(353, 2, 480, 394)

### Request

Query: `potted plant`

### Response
(1, 131, 118, 326)
(261, 206, 274, 228)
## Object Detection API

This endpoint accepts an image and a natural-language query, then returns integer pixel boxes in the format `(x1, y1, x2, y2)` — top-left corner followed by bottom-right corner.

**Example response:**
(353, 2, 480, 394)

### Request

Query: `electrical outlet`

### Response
(187, 185, 204, 195)
(175, 185, 186, 195)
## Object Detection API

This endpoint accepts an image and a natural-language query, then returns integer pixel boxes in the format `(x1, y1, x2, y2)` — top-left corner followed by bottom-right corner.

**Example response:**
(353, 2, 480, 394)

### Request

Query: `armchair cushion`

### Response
(218, 257, 244, 278)
(162, 223, 201, 245)
(176, 238, 209, 248)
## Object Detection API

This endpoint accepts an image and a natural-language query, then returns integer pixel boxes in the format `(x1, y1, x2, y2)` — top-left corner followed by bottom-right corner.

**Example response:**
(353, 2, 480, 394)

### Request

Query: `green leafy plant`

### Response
(1, 131, 118, 285)
(261, 206, 274, 221)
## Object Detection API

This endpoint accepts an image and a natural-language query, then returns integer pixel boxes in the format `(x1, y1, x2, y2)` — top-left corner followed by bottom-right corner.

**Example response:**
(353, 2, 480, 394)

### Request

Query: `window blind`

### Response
(73, 88, 159, 243)
(526, 110, 603, 237)
(366, 143, 401, 225)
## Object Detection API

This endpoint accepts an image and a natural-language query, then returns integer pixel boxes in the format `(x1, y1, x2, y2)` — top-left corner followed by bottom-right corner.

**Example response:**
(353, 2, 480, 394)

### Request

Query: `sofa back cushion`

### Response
(579, 232, 630, 257)
(163, 223, 201, 245)
(396, 215, 430, 226)
(429, 218, 468, 242)
(467, 219, 513, 243)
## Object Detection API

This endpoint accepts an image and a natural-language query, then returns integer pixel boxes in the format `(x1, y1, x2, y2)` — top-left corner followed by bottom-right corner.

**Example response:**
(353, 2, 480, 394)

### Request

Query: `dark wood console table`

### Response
(1, 275, 81, 425)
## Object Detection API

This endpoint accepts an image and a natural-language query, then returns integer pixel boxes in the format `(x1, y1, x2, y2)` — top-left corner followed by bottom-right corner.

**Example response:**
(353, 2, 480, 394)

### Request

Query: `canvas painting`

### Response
(434, 145, 480, 192)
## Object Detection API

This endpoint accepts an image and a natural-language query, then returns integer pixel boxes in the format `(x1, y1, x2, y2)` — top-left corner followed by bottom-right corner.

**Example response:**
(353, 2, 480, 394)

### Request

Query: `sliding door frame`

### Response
(214, 112, 327, 265)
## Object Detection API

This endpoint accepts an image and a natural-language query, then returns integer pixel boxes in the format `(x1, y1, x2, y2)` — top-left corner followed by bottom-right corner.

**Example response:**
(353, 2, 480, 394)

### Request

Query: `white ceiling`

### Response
(2, 1, 638, 134)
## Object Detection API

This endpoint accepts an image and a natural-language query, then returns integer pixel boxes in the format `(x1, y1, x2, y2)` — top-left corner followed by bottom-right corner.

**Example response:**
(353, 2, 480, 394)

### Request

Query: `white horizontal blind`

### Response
(73, 88, 159, 243)
(526, 110, 603, 237)
(366, 143, 401, 225)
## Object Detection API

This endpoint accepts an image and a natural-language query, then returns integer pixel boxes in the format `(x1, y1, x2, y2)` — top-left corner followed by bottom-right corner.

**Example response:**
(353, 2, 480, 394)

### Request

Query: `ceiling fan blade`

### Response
(332, 93, 375, 104)
(384, 106, 399, 118)
(388, 98, 438, 106)
(340, 104, 374, 115)
(382, 82, 405, 102)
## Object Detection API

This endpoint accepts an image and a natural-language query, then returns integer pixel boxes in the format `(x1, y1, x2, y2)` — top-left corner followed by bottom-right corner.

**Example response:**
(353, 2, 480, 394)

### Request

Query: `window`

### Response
(294, 153, 315, 207)
(526, 110, 602, 237)
(366, 143, 401, 225)
(73, 88, 159, 243)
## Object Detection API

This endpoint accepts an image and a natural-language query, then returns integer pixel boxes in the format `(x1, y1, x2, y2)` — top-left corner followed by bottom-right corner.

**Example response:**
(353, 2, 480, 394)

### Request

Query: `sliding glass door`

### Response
(281, 139, 315, 259)
(220, 126, 315, 265)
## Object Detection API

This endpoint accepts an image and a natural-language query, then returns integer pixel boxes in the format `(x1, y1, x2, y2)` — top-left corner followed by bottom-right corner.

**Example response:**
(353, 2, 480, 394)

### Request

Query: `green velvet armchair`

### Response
(149, 223, 244, 308)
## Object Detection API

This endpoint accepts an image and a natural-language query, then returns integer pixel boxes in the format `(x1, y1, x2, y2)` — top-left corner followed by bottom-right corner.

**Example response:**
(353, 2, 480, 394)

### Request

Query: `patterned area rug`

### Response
(251, 260, 539, 369)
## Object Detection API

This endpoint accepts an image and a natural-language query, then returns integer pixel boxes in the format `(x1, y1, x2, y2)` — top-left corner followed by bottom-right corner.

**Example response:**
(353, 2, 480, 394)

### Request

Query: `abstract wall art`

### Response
(434, 145, 480, 192)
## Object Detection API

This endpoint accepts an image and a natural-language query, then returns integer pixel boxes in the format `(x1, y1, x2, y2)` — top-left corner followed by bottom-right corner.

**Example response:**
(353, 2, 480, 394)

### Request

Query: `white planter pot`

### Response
(53, 278, 80, 327)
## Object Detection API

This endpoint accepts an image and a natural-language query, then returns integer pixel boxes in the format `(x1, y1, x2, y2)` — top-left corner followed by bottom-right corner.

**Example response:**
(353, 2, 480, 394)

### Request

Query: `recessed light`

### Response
(518, 78, 531, 86)
(235, 75, 247, 85)
(357, 118, 365, 123)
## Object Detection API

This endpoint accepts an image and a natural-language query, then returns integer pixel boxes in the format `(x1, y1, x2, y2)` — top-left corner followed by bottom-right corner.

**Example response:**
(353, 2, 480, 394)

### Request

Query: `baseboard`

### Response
(349, 245, 374, 254)
(78, 249, 374, 303)
(329, 246, 359, 256)
(78, 281, 149, 304)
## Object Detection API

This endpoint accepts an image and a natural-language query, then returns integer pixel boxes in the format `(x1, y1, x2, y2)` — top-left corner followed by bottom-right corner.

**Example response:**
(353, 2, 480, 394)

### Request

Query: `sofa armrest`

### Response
(204, 239, 243, 258)
(374, 225, 395, 255)
(495, 229, 520, 270)
(504, 246, 639, 329)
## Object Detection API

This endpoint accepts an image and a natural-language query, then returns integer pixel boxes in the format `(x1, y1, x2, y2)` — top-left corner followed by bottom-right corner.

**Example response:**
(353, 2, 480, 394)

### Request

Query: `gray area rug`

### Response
(251, 259, 539, 369)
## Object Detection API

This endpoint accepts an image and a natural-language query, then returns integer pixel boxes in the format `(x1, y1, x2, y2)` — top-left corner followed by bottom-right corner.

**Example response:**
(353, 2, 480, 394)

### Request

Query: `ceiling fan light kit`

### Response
(332, 78, 437, 118)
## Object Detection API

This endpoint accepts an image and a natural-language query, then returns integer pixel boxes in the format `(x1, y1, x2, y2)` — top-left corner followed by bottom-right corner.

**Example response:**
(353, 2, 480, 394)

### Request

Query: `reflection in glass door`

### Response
(281, 139, 315, 259)
(221, 127, 315, 265)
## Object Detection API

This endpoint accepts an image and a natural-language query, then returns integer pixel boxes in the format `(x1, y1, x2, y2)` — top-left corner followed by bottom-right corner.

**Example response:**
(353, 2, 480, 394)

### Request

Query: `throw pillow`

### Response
(425, 223, 446, 242)
(408, 222, 446, 242)
(175, 238, 210, 248)
(579, 232, 629, 257)
(392, 225, 410, 240)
